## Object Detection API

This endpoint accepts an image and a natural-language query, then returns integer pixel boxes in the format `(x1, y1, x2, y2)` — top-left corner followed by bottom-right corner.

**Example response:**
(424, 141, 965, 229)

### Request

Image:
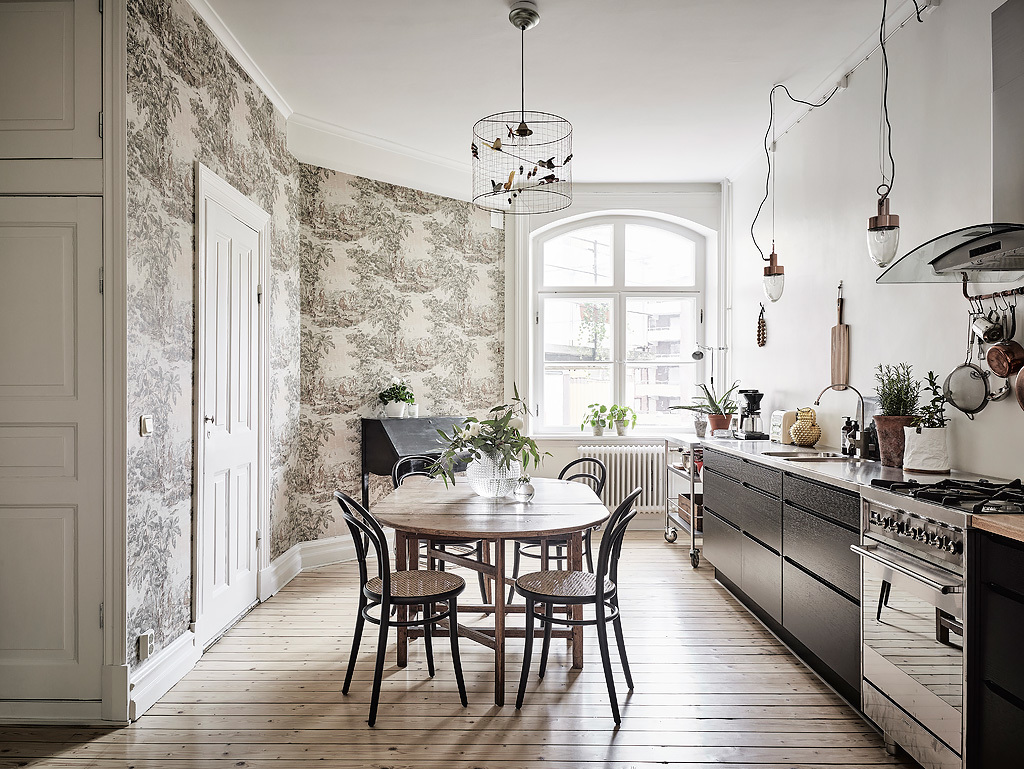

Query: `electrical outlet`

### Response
(138, 630, 155, 661)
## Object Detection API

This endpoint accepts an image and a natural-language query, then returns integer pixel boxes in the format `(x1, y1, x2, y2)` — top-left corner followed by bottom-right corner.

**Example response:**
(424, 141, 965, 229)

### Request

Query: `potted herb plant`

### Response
(670, 381, 740, 434)
(904, 371, 950, 474)
(378, 377, 414, 418)
(873, 363, 921, 468)
(433, 387, 549, 498)
(608, 404, 637, 436)
(581, 403, 612, 436)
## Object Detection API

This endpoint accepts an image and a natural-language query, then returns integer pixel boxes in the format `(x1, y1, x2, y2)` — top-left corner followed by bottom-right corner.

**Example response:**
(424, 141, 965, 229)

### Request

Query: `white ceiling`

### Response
(204, 0, 893, 184)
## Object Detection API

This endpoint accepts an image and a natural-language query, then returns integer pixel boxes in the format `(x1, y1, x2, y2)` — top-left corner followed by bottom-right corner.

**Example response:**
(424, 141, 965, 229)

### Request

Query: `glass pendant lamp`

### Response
(867, 190, 900, 267)
(763, 248, 785, 303)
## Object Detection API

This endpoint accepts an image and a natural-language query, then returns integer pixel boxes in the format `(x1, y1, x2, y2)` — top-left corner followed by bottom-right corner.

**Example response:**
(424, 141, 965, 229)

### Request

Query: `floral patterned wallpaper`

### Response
(281, 168, 505, 550)
(126, 0, 301, 666)
(125, 0, 505, 668)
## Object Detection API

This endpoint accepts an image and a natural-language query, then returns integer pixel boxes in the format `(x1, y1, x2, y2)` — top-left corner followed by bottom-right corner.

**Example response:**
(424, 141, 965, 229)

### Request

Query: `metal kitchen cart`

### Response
(665, 435, 703, 568)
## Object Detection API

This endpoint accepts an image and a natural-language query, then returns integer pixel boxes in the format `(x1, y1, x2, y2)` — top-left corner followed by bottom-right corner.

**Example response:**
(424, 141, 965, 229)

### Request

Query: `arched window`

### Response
(531, 214, 707, 432)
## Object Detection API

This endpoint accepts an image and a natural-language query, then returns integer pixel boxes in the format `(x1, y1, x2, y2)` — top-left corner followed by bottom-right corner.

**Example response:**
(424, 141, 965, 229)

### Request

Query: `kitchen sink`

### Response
(761, 450, 846, 459)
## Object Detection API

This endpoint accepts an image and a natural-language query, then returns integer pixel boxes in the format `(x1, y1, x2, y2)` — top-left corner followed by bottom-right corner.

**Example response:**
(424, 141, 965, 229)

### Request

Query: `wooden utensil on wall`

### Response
(831, 282, 850, 390)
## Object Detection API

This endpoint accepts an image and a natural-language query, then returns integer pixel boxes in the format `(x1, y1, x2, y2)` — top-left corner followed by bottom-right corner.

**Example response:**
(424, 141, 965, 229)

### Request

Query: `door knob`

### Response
(204, 415, 215, 423)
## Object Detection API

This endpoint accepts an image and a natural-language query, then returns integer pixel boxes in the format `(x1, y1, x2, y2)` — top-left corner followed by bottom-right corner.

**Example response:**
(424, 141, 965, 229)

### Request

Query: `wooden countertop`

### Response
(971, 514, 1024, 544)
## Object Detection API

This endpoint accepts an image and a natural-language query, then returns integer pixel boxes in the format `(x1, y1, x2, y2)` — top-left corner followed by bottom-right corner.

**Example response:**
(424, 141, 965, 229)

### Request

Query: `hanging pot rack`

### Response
(961, 272, 1024, 302)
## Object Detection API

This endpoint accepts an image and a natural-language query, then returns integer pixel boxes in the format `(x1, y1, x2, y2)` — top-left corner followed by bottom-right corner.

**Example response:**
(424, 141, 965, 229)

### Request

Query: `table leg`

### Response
(395, 531, 409, 667)
(568, 531, 584, 669)
(492, 536, 505, 706)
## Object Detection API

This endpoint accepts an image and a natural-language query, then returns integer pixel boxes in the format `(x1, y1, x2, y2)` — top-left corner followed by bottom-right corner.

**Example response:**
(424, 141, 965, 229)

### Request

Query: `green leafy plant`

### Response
(875, 363, 920, 417)
(433, 386, 549, 483)
(608, 404, 637, 428)
(378, 378, 414, 405)
(581, 403, 612, 431)
(670, 380, 740, 416)
(912, 371, 947, 429)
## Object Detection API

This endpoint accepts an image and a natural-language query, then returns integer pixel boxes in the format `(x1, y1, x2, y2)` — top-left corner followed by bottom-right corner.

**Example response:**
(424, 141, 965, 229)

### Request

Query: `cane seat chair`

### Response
(392, 455, 490, 602)
(334, 491, 468, 726)
(514, 486, 642, 723)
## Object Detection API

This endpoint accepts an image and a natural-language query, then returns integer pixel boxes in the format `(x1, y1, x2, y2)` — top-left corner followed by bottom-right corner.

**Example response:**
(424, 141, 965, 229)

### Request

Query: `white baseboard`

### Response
(128, 630, 201, 721)
(259, 535, 354, 601)
(0, 699, 104, 724)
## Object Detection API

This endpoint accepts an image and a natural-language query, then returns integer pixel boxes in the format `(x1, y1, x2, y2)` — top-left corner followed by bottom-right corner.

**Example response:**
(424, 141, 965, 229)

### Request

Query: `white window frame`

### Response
(529, 214, 707, 436)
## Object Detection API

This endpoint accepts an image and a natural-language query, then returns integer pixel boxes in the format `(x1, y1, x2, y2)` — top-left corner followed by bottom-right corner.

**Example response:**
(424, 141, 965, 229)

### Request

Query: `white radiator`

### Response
(578, 445, 665, 514)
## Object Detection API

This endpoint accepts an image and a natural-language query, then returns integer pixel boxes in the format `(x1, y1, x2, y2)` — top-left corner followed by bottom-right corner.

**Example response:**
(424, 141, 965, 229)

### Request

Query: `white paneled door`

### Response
(0, 197, 103, 700)
(195, 194, 262, 649)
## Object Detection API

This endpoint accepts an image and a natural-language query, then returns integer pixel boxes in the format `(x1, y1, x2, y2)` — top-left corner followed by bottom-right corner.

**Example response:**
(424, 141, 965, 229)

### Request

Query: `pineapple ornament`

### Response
(757, 304, 767, 347)
(790, 407, 822, 447)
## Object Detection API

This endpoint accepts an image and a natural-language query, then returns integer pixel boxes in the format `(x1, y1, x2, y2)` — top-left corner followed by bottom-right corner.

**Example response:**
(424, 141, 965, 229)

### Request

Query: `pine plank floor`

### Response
(0, 532, 915, 768)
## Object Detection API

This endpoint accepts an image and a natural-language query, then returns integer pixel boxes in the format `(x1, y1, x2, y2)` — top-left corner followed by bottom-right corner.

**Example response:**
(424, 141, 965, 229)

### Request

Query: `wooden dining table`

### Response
(372, 476, 609, 706)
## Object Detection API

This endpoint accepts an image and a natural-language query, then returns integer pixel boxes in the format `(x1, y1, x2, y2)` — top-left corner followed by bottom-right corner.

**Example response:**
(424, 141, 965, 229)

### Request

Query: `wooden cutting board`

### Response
(831, 282, 850, 389)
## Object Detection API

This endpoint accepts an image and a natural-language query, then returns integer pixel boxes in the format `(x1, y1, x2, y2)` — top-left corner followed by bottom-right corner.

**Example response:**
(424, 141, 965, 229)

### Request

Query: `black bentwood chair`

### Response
(514, 486, 643, 723)
(392, 455, 489, 602)
(334, 491, 468, 726)
(508, 457, 607, 602)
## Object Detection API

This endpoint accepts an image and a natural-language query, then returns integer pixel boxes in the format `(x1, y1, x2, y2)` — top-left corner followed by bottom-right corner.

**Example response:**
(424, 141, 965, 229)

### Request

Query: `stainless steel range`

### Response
(856, 478, 1024, 769)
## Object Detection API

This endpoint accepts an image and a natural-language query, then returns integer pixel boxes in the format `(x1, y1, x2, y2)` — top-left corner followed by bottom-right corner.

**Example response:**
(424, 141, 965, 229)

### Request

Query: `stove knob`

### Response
(938, 536, 951, 550)
(912, 527, 925, 540)
(949, 540, 963, 555)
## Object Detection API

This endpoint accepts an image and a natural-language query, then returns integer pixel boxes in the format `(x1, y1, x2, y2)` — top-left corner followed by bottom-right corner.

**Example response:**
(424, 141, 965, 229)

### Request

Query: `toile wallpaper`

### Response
(125, 0, 504, 668)
(281, 168, 505, 551)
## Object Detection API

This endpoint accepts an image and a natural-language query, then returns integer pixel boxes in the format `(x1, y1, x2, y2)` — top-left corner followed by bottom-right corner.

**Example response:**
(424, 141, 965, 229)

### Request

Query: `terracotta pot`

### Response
(707, 413, 733, 433)
(873, 415, 916, 468)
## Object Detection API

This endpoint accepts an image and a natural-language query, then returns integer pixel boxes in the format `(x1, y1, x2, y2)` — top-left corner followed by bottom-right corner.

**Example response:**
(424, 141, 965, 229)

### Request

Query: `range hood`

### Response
(878, 0, 1024, 284)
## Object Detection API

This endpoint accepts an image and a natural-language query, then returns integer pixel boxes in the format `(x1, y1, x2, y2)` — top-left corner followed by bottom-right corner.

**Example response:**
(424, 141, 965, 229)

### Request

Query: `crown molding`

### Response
(185, 0, 292, 118)
(288, 113, 472, 201)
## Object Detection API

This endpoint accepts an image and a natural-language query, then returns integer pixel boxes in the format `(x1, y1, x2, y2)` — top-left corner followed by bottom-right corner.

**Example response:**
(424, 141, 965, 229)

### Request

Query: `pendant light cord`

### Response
(521, 26, 526, 125)
(878, 0, 924, 200)
(751, 84, 840, 261)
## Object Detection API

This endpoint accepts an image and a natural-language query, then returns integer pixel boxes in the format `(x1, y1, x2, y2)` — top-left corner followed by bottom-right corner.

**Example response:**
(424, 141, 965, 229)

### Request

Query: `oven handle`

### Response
(850, 544, 964, 594)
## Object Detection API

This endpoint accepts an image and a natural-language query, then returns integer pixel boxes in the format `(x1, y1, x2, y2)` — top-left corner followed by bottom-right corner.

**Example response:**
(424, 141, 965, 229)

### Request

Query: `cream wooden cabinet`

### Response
(0, 0, 102, 159)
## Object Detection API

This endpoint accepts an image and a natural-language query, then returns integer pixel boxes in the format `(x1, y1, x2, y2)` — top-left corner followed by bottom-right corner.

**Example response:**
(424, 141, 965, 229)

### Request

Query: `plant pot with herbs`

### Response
(904, 371, 950, 474)
(379, 378, 414, 418)
(608, 405, 637, 436)
(873, 363, 920, 468)
(581, 403, 612, 436)
(433, 387, 549, 498)
(670, 381, 740, 435)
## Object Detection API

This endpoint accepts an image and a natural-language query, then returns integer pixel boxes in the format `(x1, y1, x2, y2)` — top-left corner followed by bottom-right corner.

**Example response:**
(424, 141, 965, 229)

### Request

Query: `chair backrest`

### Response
(594, 487, 643, 587)
(559, 457, 607, 498)
(334, 491, 391, 596)
(391, 454, 437, 489)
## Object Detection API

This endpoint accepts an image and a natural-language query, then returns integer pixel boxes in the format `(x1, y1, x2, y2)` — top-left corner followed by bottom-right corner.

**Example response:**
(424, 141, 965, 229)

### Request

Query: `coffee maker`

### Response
(737, 389, 769, 440)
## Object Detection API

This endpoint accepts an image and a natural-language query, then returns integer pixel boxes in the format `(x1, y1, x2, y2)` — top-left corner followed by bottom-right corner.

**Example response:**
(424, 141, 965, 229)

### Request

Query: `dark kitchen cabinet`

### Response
(702, 509, 741, 580)
(968, 530, 1024, 768)
(742, 533, 782, 623)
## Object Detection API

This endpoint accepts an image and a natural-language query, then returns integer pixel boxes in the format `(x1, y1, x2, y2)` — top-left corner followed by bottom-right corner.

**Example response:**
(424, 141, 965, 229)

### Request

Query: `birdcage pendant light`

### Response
(471, 1, 572, 215)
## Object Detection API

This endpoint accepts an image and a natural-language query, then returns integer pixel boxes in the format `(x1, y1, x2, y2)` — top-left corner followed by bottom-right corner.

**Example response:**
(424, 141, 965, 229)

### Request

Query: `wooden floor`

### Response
(0, 532, 915, 768)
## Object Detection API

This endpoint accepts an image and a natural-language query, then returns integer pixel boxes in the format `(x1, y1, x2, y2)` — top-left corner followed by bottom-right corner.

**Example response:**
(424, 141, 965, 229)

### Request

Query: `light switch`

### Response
(140, 414, 154, 437)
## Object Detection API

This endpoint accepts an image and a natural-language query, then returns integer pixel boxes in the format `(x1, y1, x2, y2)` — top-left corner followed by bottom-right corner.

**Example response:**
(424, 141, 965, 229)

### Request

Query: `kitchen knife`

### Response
(831, 282, 850, 391)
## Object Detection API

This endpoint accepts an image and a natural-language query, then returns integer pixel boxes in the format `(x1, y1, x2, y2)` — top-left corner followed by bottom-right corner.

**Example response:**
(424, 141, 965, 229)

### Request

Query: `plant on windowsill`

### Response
(378, 377, 415, 419)
(669, 381, 740, 434)
(608, 404, 637, 436)
(904, 371, 950, 474)
(581, 403, 612, 436)
(432, 387, 549, 498)
(873, 363, 921, 468)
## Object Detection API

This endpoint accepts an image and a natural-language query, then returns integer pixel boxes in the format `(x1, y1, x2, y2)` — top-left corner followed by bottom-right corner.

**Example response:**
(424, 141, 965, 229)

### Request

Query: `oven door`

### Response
(854, 541, 964, 755)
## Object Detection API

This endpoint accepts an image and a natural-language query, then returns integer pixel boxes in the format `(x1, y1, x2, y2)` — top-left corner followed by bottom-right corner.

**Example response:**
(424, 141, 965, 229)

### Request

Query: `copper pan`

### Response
(1017, 370, 1024, 411)
(987, 340, 1024, 378)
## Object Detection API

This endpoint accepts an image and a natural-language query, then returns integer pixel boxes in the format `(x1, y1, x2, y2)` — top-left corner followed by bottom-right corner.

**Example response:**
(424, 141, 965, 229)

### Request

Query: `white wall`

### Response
(730, 0, 1024, 479)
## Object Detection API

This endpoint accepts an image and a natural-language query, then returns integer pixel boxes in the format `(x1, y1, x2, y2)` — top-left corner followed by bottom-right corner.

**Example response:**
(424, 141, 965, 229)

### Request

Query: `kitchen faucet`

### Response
(813, 383, 867, 459)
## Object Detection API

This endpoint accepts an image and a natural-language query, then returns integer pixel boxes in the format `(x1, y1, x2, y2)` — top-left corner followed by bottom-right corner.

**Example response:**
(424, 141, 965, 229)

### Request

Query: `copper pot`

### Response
(987, 340, 1024, 378)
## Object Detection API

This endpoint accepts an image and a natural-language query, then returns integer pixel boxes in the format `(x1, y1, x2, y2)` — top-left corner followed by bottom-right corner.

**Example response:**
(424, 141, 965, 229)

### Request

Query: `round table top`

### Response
(372, 477, 610, 539)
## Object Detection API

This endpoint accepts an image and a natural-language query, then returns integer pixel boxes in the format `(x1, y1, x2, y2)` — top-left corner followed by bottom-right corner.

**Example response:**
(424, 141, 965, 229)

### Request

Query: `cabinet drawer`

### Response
(975, 682, 1024, 768)
(783, 502, 859, 598)
(742, 533, 782, 623)
(783, 473, 859, 529)
(703, 448, 782, 496)
(978, 532, 1024, 595)
(703, 468, 781, 551)
(783, 558, 860, 691)
(703, 509, 741, 582)
(980, 585, 1024, 702)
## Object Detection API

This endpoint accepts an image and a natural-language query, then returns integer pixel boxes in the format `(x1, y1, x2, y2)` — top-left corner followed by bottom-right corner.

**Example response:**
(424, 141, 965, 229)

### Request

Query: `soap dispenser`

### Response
(841, 417, 855, 456)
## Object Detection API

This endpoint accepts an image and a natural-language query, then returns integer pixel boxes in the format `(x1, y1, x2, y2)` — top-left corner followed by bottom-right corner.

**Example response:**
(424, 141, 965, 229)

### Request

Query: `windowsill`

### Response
(534, 431, 699, 444)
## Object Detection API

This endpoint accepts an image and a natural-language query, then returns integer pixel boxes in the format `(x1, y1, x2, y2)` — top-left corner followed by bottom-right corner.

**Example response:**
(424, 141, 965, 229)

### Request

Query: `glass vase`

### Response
(465, 453, 523, 498)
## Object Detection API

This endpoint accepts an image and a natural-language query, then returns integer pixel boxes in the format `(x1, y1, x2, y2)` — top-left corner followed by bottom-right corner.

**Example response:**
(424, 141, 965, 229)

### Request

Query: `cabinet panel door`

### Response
(783, 502, 859, 598)
(0, 0, 101, 159)
(0, 197, 103, 700)
(741, 533, 782, 623)
(703, 509, 741, 582)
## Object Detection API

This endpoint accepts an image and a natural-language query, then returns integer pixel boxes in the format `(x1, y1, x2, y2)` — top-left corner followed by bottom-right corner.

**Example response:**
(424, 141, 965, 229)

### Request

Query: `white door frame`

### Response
(192, 162, 271, 642)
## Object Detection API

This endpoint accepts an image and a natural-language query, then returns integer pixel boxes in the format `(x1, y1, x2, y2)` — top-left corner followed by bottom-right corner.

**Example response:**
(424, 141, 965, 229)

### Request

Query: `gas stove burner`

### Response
(873, 477, 1024, 514)
(980, 500, 1024, 514)
(914, 488, 990, 505)
(870, 479, 921, 491)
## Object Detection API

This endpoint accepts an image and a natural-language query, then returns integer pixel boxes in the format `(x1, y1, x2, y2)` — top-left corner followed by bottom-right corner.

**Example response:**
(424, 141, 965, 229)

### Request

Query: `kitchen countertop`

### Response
(682, 437, 1023, 543)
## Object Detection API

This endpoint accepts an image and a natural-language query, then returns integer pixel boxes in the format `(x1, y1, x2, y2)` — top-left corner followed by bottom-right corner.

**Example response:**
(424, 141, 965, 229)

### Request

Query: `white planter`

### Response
(903, 426, 951, 474)
(591, 424, 604, 436)
(614, 420, 629, 436)
(383, 401, 406, 418)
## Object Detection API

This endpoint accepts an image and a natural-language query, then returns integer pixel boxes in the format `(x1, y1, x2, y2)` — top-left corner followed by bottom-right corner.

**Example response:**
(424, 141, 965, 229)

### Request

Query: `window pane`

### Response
(625, 224, 696, 286)
(543, 225, 613, 286)
(625, 297, 696, 362)
(543, 298, 613, 362)
(542, 366, 613, 429)
(625, 364, 698, 425)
